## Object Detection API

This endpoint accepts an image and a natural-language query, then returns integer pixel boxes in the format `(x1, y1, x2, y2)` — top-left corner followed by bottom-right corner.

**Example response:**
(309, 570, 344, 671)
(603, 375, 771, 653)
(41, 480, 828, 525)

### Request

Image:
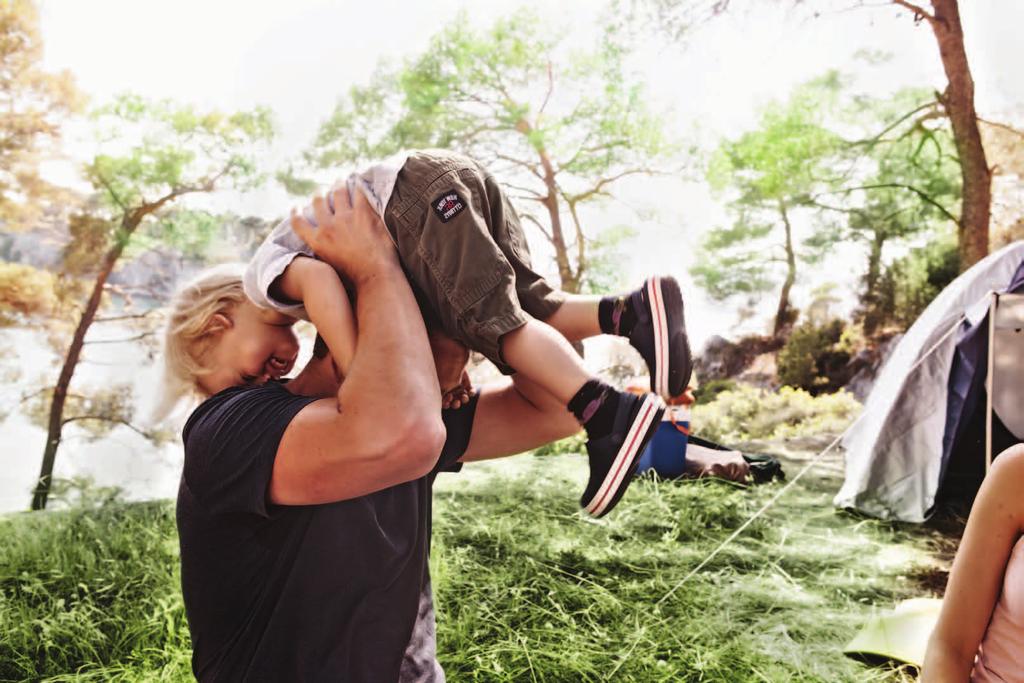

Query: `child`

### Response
(245, 149, 692, 517)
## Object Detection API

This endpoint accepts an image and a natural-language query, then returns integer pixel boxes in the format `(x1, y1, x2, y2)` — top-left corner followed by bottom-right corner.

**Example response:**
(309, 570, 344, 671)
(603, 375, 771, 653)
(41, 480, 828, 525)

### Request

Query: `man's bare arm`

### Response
(269, 189, 445, 505)
(460, 374, 580, 463)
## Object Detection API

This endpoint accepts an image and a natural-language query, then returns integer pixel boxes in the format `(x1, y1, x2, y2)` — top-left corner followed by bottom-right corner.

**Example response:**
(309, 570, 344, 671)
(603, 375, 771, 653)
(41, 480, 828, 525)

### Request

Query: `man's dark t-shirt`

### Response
(176, 381, 476, 682)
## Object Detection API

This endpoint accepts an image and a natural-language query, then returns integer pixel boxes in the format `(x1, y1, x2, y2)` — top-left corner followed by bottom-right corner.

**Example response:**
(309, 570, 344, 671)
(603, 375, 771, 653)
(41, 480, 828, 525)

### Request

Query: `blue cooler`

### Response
(635, 404, 690, 478)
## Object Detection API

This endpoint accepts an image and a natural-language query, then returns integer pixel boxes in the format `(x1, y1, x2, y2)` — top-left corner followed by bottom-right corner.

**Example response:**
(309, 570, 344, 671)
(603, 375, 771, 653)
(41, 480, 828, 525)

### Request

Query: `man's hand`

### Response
(290, 186, 399, 284)
(428, 328, 473, 409)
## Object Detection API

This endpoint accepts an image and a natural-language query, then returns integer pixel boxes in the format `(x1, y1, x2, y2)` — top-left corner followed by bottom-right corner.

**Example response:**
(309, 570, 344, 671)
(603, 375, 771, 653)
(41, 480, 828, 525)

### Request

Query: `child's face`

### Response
(199, 301, 300, 395)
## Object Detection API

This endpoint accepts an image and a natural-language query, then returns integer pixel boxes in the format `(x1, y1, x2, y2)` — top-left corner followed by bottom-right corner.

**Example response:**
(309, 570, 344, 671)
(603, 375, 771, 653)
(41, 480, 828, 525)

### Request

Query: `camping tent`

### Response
(835, 241, 1024, 522)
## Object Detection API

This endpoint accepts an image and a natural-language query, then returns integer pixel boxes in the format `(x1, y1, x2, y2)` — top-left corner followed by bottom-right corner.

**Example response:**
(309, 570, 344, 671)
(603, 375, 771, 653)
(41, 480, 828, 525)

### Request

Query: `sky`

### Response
(3, 0, 1021, 511)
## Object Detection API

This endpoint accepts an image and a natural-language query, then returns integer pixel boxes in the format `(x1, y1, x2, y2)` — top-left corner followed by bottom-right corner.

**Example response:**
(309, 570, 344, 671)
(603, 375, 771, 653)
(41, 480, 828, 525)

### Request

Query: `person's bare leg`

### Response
(542, 295, 602, 343)
(499, 319, 590, 405)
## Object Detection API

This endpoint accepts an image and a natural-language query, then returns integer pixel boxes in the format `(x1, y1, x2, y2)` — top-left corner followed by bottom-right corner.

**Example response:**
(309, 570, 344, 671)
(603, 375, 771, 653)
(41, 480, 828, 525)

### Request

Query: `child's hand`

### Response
(428, 327, 473, 408)
(290, 188, 398, 284)
(442, 370, 474, 410)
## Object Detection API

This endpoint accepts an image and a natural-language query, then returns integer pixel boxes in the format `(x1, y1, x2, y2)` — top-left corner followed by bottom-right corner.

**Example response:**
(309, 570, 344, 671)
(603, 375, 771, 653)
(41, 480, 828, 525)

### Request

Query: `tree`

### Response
(693, 74, 844, 337)
(889, 0, 990, 268)
(0, 0, 80, 228)
(291, 11, 677, 293)
(804, 88, 961, 333)
(30, 94, 273, 510)
(629, 0, 992, 269)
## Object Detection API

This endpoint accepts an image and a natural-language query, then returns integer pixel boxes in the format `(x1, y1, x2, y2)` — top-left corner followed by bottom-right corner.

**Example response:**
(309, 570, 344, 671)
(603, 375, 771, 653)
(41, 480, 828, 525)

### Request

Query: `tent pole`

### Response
(986, 291, 997, 476)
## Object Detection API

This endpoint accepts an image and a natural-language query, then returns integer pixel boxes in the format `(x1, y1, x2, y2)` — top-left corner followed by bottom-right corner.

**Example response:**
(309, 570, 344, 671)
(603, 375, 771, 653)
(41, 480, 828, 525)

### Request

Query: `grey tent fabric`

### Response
(835, 241, 1024, 522)
(941, 260, 1024, 486)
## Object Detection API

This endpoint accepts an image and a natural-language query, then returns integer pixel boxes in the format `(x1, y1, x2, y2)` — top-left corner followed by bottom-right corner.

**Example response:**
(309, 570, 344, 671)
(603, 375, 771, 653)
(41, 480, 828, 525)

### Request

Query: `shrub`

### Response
(531, 433, 586, 457)
(693, 378, 737, 405)
(872, 233, 960, 330)
(690, 383, 861, 444)
(776, 319, 848, 393)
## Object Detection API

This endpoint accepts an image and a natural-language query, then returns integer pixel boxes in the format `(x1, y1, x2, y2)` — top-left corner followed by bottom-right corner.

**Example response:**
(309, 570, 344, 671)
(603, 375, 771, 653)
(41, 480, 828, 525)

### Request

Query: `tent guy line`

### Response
(654, 311, 969, 608)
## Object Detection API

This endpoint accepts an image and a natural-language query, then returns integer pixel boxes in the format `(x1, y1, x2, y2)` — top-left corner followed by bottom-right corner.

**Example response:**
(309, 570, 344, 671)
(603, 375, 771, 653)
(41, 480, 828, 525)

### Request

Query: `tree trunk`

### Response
(918, 0, 991, 268)
(773, 202, 797, 337)
(31, 232, 129, 510)
(537, 150, 578, 293)
(862, 231, 887, 335)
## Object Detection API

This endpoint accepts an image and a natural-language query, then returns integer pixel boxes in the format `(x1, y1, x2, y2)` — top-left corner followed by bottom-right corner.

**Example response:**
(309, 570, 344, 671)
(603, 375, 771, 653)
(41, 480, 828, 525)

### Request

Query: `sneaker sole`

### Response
(585, 394, 666, 517)
(648, 276, 692, 399)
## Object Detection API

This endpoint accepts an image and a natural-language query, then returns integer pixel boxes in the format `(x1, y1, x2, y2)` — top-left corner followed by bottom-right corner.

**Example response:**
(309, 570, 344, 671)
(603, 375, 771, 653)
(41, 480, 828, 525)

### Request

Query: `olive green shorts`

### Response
(383, 150, 565, 373)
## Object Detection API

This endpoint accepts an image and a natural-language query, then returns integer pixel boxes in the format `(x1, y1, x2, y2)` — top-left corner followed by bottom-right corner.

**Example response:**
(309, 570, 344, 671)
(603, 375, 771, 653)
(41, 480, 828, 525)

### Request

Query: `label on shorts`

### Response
(432, 190, 466, 223)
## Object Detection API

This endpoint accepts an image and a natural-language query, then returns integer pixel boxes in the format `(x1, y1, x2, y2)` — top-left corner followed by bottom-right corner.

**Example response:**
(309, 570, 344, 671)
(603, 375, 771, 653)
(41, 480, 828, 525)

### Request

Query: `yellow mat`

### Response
(843, 598, 943, 667)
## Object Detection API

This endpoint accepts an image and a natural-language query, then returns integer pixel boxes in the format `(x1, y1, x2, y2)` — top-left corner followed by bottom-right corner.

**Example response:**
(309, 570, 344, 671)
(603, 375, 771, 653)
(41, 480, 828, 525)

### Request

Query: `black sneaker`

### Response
(580, 391, 666, 517)
(627, 276, 692, 400)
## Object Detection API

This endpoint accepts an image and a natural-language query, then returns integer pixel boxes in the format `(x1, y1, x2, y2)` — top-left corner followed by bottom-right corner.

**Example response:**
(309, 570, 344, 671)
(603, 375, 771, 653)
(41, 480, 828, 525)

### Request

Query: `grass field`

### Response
(0, 436, 962, 682)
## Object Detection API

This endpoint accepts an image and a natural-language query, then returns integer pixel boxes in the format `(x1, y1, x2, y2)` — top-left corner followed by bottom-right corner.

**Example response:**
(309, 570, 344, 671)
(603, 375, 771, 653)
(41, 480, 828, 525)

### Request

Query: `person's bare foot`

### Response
(428, 328, 474, 409)
(441, 370, 474, 409)
(684, 443, 750, 482)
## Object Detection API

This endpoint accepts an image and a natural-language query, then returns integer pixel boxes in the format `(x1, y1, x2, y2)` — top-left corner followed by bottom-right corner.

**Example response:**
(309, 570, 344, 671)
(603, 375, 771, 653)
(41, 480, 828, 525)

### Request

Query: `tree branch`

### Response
(520, 212, 553, 243)
(814, 183, 960, 226)
(891, 0, 939, 27)
(129, 163, 234, 227)
(92, 170, 128, 212)
(93, 310, 160, 324)
(61, 415, 151, 438)
(560, 193, 587, 283)
(538, 61, 555, 120)
(83, 331, 154, 345)
(503, 181, 546, 199)
(493, 153, 545, 182)
(567, 168, 662, 204)
(848, 100, 941, 147)
(978, 117, 1024, 140)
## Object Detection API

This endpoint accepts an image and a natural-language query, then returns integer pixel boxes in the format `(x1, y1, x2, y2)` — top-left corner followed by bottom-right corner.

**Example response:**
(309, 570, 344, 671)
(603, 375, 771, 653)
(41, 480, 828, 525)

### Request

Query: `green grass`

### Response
(0, 450, 957, 682)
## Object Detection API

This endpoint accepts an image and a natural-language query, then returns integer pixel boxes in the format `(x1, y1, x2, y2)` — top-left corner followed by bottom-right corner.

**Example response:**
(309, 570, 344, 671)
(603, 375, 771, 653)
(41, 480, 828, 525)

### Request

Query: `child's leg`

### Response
(540, 295, 602, 342)
(475, 169, 692, 398)
(499, 319, 591, 404)
(388, 153, 664, 517)
(541, 281, 694, 400)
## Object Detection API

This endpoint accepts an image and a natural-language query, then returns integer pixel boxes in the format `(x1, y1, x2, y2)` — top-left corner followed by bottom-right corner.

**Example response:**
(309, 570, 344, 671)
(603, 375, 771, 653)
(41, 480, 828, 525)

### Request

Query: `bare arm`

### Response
(269, 189, 445, 505)
(460, 374, 580, 462)
(273, 255, 357, 378)
(922, 445, 1024, 681)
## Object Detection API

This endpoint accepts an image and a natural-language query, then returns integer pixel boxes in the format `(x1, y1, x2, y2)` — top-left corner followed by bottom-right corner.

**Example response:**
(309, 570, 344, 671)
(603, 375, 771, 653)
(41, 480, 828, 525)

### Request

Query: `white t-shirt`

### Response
(243, 152, 409, 320)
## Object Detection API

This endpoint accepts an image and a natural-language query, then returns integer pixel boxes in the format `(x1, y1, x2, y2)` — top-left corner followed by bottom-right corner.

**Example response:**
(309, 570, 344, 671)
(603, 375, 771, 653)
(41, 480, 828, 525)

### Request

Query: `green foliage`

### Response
(298, 10, 676, 291)
(531, 433, 585, 457)
(24, 384, 174, 445)
(707, 71, 845, 200)
(694, 73, 845, 311)
(87, 94, 275, 216)
(47, 476, 125, 509)
(692, 378, 737, 405)
(580, 224, 637, 294)
(777, 319, 847, 392)
(691, 384, 860, 444)
(1, 457, 940, 681)
(0, 502, 190, 681)
(801, 88, 960, 333)
(875, 232, 961, 329)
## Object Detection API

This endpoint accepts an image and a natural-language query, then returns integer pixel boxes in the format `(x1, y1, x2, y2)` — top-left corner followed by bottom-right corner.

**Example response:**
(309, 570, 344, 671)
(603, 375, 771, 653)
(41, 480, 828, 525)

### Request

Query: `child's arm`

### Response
(271, 256, 357, 378)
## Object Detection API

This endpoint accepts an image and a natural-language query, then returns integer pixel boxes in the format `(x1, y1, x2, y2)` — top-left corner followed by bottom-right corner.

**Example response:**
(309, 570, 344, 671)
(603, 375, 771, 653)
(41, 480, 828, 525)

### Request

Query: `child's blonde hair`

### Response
(154, 263, 248, 418)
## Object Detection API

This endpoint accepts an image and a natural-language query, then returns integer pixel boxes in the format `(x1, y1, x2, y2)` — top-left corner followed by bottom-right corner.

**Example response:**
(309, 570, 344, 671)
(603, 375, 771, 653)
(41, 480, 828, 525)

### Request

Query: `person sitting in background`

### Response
(923, 443, 1024, 682)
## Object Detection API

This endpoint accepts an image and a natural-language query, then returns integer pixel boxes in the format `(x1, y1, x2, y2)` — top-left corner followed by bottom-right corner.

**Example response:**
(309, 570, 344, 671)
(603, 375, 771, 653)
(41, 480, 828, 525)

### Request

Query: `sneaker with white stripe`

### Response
(627, 276, 693, 400)
(580, 391, 666, 518)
